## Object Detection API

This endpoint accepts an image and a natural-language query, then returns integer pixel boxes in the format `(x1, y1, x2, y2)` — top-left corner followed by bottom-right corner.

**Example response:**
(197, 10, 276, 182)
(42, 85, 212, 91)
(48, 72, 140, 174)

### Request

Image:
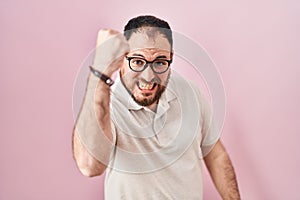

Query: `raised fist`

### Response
(92, 29, 129, 76)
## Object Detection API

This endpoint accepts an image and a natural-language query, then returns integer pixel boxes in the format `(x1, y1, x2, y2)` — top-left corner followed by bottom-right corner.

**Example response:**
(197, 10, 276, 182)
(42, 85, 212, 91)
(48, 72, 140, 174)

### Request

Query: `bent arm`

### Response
(204, 140, 241, 200)
(72, 29, 129, 177)
(72, 74, 114, 177)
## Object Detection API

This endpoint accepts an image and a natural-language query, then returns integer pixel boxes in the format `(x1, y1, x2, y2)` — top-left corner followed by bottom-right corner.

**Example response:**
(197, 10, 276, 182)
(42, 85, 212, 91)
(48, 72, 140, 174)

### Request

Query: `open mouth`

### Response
(137, 81, 157, 91)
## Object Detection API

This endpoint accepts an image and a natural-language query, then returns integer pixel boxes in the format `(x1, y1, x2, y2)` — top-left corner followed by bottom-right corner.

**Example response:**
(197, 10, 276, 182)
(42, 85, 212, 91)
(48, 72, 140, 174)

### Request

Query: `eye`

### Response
(132, 59, 145, 66)
(154, 60, 168, 67)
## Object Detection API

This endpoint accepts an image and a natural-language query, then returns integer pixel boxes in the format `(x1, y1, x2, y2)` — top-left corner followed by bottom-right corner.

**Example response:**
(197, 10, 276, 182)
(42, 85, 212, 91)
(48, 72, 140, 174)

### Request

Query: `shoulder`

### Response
(169, 72, 209, 113)
(168, 72, 203, 99)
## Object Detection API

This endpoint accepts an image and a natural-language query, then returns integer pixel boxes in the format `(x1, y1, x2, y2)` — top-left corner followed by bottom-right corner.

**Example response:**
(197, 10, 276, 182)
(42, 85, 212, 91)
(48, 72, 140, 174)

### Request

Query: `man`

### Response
(73, 15, 240, 199)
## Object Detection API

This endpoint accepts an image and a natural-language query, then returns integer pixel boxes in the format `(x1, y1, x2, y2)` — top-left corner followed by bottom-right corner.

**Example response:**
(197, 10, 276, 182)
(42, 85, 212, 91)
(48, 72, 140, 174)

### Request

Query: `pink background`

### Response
(1, 0, 300, 199)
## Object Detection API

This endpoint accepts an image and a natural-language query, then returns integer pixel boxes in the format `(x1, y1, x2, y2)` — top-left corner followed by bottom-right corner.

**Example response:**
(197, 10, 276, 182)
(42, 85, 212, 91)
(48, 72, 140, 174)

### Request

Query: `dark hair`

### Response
(124, 15, 173, 49)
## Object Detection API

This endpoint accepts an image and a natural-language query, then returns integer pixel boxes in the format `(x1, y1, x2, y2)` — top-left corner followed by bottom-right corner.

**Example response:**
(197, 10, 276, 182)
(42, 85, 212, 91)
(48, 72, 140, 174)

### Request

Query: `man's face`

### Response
(120, 28, 172, 107)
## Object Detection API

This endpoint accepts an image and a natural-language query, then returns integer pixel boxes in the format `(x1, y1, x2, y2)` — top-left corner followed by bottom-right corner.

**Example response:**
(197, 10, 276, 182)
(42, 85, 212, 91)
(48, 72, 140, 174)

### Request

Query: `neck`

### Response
(147, 101, 159, 112)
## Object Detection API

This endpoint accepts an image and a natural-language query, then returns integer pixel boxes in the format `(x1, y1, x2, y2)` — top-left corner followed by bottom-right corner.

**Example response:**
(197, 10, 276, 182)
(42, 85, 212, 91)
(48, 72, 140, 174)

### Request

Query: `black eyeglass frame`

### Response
(126, 56, 172, 74)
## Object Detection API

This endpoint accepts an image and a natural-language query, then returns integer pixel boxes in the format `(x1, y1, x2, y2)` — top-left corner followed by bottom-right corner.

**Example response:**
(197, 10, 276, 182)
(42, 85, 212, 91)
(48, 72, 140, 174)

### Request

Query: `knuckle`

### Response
(108, 29, 119, 35)
(98, 29, 108, 35)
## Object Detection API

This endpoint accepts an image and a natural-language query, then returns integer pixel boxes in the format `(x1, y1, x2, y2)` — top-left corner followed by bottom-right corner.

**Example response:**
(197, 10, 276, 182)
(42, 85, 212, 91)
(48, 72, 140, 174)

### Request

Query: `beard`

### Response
(120, 71, 171, 107)
(131, 83, 166, 106)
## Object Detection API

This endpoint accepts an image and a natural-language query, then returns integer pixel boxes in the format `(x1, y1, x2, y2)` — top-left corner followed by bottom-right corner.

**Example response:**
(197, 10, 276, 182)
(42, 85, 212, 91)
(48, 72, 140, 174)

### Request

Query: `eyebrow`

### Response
(131, 53, 168, 59)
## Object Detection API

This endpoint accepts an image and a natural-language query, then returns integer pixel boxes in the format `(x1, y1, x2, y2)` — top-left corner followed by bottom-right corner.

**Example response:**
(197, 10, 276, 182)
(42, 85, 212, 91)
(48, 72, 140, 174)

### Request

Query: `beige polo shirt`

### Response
(103, 72, 220, 199)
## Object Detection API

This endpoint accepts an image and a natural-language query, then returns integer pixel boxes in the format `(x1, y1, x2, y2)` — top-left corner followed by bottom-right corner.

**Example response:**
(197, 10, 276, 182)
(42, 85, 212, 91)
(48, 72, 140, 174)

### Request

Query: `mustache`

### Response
(138, 77, 161, 85)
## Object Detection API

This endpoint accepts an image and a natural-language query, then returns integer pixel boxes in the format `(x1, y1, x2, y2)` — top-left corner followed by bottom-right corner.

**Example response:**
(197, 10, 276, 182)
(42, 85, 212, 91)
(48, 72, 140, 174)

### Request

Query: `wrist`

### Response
(89, 66, 114, 87)
(87, 74, 110, 90)
(91, 62, 116, 77)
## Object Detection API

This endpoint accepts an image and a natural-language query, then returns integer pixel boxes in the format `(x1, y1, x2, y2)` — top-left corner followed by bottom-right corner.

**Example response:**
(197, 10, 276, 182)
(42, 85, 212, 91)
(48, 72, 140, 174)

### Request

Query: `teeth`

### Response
(139, 81, 155, 90)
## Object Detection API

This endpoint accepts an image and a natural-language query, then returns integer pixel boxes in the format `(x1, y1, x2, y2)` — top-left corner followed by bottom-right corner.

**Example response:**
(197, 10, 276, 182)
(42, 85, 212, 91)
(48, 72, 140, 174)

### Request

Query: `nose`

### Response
(140, 64, 156, 82)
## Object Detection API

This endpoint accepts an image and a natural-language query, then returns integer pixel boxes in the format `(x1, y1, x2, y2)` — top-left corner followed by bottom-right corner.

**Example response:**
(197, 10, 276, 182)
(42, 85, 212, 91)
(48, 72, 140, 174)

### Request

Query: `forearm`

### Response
(73, 74, 113, 176)
(204, 141, 241, 200)
(73, 130, 107, 177)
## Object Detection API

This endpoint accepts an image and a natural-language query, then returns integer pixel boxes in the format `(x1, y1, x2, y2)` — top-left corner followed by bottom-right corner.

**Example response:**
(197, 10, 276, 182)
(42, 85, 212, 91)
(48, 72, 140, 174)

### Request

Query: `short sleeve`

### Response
(194, 86, 220, 157)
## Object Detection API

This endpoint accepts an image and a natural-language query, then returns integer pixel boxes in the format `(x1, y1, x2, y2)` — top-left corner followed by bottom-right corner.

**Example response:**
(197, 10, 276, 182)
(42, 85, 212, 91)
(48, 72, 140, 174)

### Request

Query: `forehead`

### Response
(127, 28, 171, 53)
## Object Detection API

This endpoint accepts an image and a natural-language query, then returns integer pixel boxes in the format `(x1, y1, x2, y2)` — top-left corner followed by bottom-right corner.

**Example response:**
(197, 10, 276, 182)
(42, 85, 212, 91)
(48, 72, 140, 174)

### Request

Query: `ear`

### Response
(170, 50, 174, 64)
(120, 57, 127, 75)
(170, 50, 174, 59)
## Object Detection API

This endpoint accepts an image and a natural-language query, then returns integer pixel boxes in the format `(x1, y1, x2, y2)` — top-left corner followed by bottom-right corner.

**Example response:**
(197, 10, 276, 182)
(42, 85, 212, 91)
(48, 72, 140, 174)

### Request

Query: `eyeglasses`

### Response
(126, 56, 172, 74)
